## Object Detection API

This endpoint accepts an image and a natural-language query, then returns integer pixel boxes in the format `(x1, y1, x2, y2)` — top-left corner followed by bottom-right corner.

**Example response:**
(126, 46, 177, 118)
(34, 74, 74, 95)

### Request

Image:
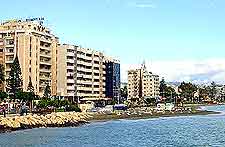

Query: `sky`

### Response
(1, 0, 225, 84)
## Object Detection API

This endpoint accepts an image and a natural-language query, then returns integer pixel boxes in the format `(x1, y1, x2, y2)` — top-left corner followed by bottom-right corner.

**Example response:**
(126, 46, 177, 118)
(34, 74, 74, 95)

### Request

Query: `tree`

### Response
(120, 86, 128, 100)
(43, 82, 51, 98)
(178, 82, 197, 102)
(209, 81, 217, 101)
(199, 86, 210, 101)
(27, 76, 34, 93)
(0, 64, 5, 85)
(26, 76, 36, 110)
(7, 56, 23, 98)
(159, 78, 167, 97)
(164, 86, 176, 102)
(0, 92, 8, 101)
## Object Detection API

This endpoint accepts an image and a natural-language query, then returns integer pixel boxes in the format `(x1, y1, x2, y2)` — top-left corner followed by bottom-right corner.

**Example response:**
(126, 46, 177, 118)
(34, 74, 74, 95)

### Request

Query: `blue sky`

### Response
(1, 0, 225, 83)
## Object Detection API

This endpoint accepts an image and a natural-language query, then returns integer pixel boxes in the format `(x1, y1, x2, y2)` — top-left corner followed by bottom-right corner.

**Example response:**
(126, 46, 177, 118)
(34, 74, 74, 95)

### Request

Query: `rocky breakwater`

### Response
(0, 112, 92, 133)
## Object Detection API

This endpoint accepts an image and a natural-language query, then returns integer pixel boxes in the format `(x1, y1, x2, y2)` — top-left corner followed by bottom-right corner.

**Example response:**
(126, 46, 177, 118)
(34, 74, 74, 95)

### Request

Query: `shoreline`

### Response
(88, 110, 220, 122)
(0, 107, 221, 134)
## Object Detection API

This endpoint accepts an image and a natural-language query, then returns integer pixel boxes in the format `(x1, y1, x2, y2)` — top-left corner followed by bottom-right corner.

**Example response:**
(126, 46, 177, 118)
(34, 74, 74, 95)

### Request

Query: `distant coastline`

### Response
(88, 109, 220, 122)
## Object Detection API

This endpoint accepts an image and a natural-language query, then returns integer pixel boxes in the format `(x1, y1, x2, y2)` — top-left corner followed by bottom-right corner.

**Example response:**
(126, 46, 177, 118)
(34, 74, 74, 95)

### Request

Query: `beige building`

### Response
(76, 47, 106, 101)
(57, 44, 77, 101)
(0, 19, 58, 96)
(128, 63, 160, 101)
(57, 45, 108, 102)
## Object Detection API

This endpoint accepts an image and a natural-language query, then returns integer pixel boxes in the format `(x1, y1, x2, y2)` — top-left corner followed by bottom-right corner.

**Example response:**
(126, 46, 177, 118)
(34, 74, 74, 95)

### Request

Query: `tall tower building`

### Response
(105, 57, 121, 103)
(0, 18, 58, 96)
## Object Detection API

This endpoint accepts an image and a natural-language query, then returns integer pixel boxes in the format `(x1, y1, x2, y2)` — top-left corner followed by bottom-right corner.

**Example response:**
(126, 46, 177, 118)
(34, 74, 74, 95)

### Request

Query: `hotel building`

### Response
(128, 63, 160, 101)
(0, 19, 58, 96)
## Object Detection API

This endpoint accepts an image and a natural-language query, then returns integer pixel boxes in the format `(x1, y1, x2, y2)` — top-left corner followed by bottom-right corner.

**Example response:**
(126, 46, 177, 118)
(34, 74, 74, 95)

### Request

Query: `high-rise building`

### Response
(105, 57, 121, 103)
(128, 63, 160, 101)
(0, 19, 58, 96)
(57, 45, 121, 104)
(76, 47, 106, 102)
(57, 44, 77, 101)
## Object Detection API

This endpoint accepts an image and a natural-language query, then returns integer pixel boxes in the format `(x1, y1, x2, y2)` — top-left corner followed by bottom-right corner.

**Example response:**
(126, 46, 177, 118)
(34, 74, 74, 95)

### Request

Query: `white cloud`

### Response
(128, 1, 157, 9)
(134, 4, 156, 8)
(121, 58, 225, 84)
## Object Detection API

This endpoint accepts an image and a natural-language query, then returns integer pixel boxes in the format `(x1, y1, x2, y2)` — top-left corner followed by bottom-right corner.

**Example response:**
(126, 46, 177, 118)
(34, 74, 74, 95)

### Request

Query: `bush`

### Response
(66, 105, 81, 112)
(56, 108, 64, 112)
(0, 92, 8, 101)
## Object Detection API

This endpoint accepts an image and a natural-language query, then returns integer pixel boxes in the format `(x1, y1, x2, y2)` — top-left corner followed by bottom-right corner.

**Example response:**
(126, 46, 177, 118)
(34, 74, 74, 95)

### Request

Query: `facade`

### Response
(57, 44, 77, 101)
(76, 47, 106, 102)
(128, 63, 160, 101)
(105, 57, 121, 103)
(0, 19, 58, 96)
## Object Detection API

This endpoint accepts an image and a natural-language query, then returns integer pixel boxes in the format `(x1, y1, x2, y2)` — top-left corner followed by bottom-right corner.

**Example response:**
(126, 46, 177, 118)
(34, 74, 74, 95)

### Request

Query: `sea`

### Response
(0, 105, 225, 147)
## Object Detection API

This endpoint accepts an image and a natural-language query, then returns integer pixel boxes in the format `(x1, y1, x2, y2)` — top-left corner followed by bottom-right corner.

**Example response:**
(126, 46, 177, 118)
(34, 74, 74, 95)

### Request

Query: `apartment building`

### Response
(76, 47, 106, 102)
(105, 57, 121, 103)
(128, 63, 160, 101)
(57, 44, 77, 101)
(0, 19, 58, 96)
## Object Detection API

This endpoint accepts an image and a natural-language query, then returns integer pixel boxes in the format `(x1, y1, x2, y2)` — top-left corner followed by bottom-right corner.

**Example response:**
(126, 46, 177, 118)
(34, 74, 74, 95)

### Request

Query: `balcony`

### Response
(85, 56, 92, 61)
(39, 83, 46, 88)
(67, 86, 75, 90)
(93, 64, 100, 67)
(67, 59, 74, 63)
(85, 62, 92, 67)
(5, 58, 14, 64)
(67, 52, 74, 57)
(40, 68, 51, 73)
(39, 75, 50, 80)
(40, 60, 51, 66)
(66, 72, 74, 77)
(40, 46, 51, 51)
(67, 92, 75, 97)
(83, 75, 92, 79)
(77, 54, 85, 59)
(77, 86, 92, 91)
(40, 37, 52, 44)
(67, 66, 74, 70)
(67, 79, 75, 83)
(40, 52, 51, 58)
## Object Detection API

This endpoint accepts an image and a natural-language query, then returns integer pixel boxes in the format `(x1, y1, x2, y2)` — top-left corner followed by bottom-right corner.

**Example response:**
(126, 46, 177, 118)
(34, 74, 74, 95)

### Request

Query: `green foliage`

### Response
(0, 92, 8, 101)
(43, 83, 51, 98)
(178, 82, 197, 102)
(66, 104, 81, 112)
(120, 86, 128, 98)
(0, 64, 5, 84)
(56, 108, 64, 112)
(159, 78, 167, 97)
(36, 99, 81, 112)
(15, 91, 35, 101)
(164, 86, 176, 98)
(145, 98, 156, 105)
(7, 56, 23, 98)
(209, 81, 217, 100)
(27, 76, 34, 93)
(199, 86, 210, 100)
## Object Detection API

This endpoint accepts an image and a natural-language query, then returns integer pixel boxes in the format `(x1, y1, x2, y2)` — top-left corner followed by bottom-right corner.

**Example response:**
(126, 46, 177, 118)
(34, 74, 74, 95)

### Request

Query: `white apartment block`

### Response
(128, 63, 160, 101)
